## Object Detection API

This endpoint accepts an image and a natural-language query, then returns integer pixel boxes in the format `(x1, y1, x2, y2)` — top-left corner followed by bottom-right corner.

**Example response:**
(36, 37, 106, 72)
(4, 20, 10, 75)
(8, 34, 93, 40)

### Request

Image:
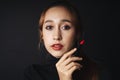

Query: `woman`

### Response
(24, 0, 108, 80)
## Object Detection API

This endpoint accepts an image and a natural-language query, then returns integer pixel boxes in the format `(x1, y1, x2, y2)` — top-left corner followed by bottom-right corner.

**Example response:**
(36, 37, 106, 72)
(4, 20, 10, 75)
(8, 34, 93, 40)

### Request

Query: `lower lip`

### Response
(51, 45, 63, 51)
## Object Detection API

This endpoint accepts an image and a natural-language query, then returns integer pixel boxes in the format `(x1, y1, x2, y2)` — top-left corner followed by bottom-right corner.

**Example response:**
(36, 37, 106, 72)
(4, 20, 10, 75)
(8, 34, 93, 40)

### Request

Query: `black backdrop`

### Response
(0, 0, 119, 80)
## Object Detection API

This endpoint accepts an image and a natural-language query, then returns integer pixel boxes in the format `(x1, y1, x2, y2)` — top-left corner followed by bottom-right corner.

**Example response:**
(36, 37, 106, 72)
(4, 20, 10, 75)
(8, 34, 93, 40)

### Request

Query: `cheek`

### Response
(42, 31, 52, 44)
(63, 31, 75, 45)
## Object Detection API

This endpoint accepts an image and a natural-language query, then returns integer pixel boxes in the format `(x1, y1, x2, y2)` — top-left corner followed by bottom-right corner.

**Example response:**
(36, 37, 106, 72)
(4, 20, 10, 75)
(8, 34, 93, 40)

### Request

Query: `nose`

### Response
(53, 29, 62, 41)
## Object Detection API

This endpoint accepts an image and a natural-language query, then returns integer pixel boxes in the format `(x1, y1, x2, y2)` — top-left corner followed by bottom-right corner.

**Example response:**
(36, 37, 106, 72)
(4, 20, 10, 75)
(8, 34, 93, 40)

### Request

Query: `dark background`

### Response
(0, 0, 119, 80)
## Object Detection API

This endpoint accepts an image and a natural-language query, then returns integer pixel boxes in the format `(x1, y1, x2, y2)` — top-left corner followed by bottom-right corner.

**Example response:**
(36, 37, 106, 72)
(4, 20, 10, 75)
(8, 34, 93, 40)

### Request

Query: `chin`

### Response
(50, 51, 64, 58)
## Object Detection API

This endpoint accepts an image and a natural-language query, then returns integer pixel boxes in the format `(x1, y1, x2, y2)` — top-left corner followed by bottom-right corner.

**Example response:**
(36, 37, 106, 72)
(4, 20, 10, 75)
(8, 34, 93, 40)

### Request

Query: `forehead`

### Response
(44, 6, 75, 21)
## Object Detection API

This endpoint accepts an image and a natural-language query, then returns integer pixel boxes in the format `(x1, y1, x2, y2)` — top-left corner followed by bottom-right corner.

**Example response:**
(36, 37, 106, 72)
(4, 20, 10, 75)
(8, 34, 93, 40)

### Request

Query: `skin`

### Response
(42, 6, 76, 58)
(41, 6, 83, 80)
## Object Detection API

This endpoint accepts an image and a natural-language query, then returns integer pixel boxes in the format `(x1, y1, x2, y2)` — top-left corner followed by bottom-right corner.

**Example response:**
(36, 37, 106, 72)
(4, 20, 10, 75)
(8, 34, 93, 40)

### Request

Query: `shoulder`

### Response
(24, 64, 48, 74)
(24, 64, 46, 80)
(24, 64, 58, 80)
(25, 64, 39, 72)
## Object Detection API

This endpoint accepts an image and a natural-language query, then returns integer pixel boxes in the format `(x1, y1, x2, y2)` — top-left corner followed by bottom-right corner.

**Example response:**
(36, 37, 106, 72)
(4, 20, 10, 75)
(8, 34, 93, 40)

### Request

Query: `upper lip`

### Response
(51, 43, 63, 47)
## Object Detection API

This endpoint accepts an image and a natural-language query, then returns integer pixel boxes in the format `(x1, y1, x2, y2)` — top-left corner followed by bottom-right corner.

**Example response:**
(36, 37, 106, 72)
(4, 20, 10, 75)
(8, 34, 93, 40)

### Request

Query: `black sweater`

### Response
(24, 44, 111, 80)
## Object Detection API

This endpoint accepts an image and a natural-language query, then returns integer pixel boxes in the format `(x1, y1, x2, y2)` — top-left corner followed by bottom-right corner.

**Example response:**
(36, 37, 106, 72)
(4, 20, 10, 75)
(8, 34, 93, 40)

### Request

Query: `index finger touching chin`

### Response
(61, 48, 77, 60)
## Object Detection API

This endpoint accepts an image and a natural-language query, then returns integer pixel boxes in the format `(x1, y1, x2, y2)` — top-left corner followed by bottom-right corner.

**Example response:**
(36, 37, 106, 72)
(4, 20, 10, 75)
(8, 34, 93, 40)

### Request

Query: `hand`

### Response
(56, 48, 83, 80)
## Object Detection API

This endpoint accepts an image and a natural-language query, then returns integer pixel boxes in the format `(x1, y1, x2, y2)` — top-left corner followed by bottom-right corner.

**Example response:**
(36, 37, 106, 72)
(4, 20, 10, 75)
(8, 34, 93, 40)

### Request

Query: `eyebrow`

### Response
(61, 19, 72, 23)
(44, 19, 72, 23)
(44, 20, 53, 23)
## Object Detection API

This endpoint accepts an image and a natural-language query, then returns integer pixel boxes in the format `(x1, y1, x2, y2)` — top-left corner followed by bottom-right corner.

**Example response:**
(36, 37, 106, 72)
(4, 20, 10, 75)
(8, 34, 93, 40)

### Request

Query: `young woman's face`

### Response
(42, 6, 76, 58)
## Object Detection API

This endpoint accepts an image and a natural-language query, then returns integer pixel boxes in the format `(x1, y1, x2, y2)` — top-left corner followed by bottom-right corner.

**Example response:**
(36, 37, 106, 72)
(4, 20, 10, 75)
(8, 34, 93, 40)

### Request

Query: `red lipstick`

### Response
(51, 44, 63, 51)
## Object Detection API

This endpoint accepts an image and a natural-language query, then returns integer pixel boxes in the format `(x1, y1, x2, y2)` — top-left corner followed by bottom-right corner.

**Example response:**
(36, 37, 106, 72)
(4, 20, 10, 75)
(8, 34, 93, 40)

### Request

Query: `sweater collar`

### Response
(39, 43, 81, 65)
(39, 43, 59, 65)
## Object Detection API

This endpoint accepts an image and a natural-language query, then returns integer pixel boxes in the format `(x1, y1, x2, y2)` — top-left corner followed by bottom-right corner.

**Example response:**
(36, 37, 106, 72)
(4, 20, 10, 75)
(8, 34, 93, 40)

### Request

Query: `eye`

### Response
(45, 25, 53, 30)
(62, 25, 71, 30)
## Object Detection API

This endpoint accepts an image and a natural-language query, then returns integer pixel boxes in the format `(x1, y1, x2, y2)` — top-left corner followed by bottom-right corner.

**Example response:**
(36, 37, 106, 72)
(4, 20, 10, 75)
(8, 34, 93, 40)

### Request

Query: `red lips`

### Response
(51, 44, 63, 50)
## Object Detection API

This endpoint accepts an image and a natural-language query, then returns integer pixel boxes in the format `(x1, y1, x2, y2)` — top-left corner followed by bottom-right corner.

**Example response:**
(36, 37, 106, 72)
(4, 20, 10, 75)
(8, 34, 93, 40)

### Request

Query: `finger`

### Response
(57, 48, 77, 64)
(65, 62, 82, 70)
(68, 65, 82, 75)
(61, 56, 82, 66)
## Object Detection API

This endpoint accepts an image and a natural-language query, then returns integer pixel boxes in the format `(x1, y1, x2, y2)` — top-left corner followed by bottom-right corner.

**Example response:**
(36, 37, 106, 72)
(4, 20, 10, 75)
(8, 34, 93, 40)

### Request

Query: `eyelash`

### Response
(62, 25, 71, 30)
(45, 25, 53, 30)
(45, 25, 71, 30)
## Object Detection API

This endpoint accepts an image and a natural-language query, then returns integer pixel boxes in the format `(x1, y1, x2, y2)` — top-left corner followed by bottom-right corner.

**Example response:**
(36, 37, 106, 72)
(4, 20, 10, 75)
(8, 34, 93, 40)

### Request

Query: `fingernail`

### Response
(74, 48, 77, 50)
(80, 57, 83, 60)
